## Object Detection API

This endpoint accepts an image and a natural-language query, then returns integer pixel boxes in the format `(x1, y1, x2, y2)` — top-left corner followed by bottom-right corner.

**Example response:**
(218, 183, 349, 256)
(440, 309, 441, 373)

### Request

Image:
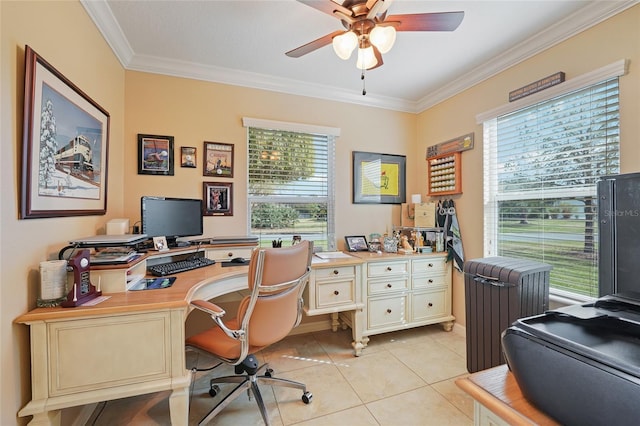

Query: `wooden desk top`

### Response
(456, 365, 559, 426)
(15, 254, 364, 324)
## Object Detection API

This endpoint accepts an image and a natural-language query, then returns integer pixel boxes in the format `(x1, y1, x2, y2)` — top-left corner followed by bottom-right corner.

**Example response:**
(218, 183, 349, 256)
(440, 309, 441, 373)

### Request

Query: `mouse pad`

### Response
(221, 260, 250, 267)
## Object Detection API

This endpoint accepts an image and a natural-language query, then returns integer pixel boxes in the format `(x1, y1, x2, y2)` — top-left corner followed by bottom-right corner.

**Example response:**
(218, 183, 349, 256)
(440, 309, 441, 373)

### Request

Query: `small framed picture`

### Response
(345, 235, 369, 252)
(180, 146, 197, 168)
(204, 142, 234, 177)
(153, 236, 169, 251)
(138, 134, 174, 175)
(203, 181, 233, 216)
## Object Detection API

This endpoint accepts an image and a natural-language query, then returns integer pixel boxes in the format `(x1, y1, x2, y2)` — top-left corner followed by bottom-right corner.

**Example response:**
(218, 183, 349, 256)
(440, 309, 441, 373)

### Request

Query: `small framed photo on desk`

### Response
(345, 235, 369, 252)
(153, 236, 169, 251)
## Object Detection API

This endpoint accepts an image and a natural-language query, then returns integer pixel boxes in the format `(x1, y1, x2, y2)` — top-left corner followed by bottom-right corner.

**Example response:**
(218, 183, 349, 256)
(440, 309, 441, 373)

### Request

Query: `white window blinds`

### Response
(245, 122, 336, 251)
(483, 76, 620, 299)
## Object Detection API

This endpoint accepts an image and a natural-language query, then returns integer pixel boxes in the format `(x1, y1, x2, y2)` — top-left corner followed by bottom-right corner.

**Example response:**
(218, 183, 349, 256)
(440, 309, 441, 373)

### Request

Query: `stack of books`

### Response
(91, 247, 141, 264)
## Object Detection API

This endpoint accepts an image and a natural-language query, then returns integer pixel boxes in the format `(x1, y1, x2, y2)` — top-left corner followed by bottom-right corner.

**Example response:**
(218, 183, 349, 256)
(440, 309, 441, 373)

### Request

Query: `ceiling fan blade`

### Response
(297, 0, 352, 18)
(366, 0, 394, 20)
(386, 11, 464, 32)
(286, 30, 345, 58)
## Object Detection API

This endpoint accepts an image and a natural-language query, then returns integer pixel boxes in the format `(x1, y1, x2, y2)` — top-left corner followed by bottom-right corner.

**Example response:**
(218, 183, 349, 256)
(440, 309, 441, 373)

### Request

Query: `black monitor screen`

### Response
(141, 196, 203, 242)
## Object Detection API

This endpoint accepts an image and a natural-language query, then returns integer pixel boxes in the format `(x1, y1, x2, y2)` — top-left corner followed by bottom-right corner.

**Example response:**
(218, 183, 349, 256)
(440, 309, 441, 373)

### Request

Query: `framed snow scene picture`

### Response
(20, 46, 110, 219)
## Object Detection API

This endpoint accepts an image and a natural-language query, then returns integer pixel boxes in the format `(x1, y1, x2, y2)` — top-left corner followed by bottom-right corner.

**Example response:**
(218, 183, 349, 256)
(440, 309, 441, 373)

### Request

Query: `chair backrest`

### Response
(236, 240, 312, 353)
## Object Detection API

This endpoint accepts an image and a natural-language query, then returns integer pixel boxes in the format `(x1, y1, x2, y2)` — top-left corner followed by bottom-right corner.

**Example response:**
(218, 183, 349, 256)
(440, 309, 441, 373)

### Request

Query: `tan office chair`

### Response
(186, 240, 313, 425)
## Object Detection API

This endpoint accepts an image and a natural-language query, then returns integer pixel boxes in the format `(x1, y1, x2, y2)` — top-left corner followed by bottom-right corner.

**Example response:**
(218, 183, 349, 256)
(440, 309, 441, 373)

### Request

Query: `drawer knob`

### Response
(333, 270, 339, 275)
(428, 279, 433, 283)
(334, 290, 340, 295)
(428, 263, 434, 267)
(428, 302, 433, 307)
(386, 283, 392, 288)
(386, 309, 392, 314)
(227, 253, 233, 257)
(386, 266, 392, 271)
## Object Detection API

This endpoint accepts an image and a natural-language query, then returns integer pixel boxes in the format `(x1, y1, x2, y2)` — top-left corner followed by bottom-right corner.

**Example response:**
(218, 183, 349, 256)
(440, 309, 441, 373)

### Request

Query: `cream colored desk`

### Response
(456, 365, 559, 426)
(16, 262, 250, 426)
(17, 251, 454, 425)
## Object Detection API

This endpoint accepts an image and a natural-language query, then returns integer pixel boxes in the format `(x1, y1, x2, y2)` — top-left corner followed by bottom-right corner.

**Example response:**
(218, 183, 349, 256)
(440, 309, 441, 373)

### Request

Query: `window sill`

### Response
(549, 290, 596, 308)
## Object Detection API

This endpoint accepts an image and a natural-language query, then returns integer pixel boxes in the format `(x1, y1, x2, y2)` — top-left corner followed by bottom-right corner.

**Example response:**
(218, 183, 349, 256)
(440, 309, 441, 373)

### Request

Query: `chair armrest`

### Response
(190, 299, 226, 318)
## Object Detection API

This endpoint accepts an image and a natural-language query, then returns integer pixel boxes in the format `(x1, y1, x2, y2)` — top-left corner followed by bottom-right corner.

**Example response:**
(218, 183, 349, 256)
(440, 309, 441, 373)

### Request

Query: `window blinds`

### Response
(484, 78, 620, 299)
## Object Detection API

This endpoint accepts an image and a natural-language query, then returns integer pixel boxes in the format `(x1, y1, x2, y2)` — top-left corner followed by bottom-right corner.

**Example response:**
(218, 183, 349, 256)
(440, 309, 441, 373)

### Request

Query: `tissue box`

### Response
(414, 203, 436, 227)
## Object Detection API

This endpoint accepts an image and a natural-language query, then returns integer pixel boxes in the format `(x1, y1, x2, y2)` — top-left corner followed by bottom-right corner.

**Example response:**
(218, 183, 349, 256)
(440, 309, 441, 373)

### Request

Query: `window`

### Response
(243, 118, 338, 251)
(482, 64, 624, 301)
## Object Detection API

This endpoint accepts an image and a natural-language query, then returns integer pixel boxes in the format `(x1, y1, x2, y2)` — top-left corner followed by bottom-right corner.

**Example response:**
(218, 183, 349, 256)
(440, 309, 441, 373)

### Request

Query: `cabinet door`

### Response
(368, 295, 408, 329)
(411, 289, 447, 322)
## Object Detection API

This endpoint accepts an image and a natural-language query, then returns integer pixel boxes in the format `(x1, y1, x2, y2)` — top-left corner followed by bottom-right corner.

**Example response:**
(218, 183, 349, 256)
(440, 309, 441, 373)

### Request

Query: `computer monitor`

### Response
(141, 196, 203, 247)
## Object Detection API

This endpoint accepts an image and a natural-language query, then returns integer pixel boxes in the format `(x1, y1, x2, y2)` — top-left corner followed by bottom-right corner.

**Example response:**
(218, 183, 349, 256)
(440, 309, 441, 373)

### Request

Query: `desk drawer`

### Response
(368, 261, 409, 278)
(206, 247, 254, 262)
(411, 289, 447, 322)
(412, 258, 447, 275)
(368, 278, 409, 296)
(368, 295, 408, 329)
(314, 265, 356, 280)
(316, 279, 356, 308)
(412, 274, 447, 289)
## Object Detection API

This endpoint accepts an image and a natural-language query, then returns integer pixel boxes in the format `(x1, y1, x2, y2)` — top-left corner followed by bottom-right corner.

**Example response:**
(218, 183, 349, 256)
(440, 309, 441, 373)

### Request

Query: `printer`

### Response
(502, 292, 640, 425)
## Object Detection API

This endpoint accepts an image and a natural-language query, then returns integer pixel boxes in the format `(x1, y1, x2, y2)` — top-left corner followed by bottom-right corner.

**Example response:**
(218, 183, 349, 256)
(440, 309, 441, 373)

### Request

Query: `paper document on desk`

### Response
(314, 251, 354, 259)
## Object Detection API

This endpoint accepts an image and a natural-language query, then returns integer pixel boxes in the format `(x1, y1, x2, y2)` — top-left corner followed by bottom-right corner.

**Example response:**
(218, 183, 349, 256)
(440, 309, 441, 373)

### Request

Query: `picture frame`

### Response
(203, 142, 234, 178)
(152, 236, 169, 252)
(345, 235, 369, 252)
(180, 146, 197, 168)
(203, 182, 233, 216)
(20, 45, 110, 219)
(352, 151, 406, 204)
(138, 134, 174, 175)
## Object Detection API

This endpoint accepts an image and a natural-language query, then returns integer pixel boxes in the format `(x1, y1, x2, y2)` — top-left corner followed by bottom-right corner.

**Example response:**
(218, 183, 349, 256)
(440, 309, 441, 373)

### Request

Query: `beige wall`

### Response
(1, 1, 126, 424)
(123, 71, 417, 240)
(2, 0, 638, 424)
(417, 4, 640, 325)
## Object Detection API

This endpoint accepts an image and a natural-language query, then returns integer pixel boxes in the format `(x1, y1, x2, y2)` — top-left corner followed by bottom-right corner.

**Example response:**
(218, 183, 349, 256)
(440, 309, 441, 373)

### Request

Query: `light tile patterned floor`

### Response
(88, 325, 473, 425)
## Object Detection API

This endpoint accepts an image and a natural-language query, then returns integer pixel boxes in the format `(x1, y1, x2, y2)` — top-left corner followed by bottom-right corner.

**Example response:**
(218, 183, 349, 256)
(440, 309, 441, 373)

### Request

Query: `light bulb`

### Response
(369, 25, 396, 54)
(332, 31, 358, 60)
(356, 46, 378, 70)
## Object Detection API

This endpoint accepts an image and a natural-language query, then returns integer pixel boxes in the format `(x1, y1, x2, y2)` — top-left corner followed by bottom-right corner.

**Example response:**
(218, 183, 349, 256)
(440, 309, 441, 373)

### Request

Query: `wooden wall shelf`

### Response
(427, 152, 462, 196)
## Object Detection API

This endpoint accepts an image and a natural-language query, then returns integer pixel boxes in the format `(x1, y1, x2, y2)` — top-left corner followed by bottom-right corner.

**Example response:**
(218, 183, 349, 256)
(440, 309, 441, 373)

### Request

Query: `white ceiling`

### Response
(82, 0, 636, 113)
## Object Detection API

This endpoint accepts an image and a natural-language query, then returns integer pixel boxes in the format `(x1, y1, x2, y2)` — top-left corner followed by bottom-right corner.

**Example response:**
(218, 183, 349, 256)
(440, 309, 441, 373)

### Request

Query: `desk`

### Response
(16, 263, 249, 426)
(456, 365, 559, 426)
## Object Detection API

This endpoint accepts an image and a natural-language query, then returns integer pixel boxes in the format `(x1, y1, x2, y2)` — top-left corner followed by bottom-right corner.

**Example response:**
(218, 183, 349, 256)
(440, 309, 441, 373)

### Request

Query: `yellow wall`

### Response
(1, 1, 125, 424)
(417, 5, 640, 324)
(123, 71, 417, 239)
(2, 0, 638, 424)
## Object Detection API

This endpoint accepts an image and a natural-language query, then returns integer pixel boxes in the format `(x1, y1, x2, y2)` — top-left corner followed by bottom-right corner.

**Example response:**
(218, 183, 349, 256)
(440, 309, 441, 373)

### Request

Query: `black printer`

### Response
(502, 292, 640, 426)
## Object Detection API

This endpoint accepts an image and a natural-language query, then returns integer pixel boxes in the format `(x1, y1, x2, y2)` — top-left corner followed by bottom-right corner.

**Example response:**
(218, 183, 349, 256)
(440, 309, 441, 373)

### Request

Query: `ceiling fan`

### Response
(286, 0, 464, 72)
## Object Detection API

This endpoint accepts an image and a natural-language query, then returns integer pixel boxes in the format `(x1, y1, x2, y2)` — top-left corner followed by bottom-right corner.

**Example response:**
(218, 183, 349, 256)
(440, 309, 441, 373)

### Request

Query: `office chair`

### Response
(186, 240, 314, 425)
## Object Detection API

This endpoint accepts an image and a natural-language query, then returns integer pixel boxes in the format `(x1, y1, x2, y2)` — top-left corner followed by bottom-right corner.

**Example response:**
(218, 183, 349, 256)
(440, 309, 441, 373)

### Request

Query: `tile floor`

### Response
(88, 325, 474, 425)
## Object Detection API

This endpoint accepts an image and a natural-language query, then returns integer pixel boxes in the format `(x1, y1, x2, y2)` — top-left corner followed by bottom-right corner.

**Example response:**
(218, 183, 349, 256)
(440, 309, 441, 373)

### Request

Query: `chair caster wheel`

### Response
(209, 384, 220, 397)
(302, 391, 313, 404)
(265, 368, 274, 378)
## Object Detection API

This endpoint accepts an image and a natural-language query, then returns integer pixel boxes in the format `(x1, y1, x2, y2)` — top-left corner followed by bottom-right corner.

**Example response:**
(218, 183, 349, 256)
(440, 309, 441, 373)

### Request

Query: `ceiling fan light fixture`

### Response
(332, 31, 358, 60)
(369, 25, 396, 54)
(356, 46, 378, 70)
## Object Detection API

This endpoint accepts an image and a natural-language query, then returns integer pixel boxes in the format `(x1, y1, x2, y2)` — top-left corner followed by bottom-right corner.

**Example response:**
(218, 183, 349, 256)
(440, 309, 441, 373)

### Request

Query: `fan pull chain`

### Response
(361, 68, 366, 96)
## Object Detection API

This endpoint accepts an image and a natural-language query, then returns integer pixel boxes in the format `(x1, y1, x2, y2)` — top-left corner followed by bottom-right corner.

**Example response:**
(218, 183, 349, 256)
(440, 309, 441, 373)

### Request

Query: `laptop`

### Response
(69, 234, 148, 245)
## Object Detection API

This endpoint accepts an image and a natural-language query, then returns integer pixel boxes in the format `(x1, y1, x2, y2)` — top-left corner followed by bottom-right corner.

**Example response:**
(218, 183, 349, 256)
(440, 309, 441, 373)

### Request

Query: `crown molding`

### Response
(415, 0, 639, 112)
(82, 0, 637, 114)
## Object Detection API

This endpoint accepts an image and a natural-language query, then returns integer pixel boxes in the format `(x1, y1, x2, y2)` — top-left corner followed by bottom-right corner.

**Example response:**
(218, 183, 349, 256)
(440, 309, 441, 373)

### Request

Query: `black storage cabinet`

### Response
(464, 256, 551, 373)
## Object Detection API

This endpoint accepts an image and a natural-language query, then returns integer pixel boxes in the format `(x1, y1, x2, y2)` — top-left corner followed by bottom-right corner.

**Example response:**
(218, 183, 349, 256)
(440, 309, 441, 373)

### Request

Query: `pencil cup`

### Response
(38, 260, 68, 307)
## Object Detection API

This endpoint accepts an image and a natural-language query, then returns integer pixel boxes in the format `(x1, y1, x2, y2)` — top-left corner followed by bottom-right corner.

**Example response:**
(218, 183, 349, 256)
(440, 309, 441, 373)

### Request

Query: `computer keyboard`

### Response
(147, 257, 216, 276)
